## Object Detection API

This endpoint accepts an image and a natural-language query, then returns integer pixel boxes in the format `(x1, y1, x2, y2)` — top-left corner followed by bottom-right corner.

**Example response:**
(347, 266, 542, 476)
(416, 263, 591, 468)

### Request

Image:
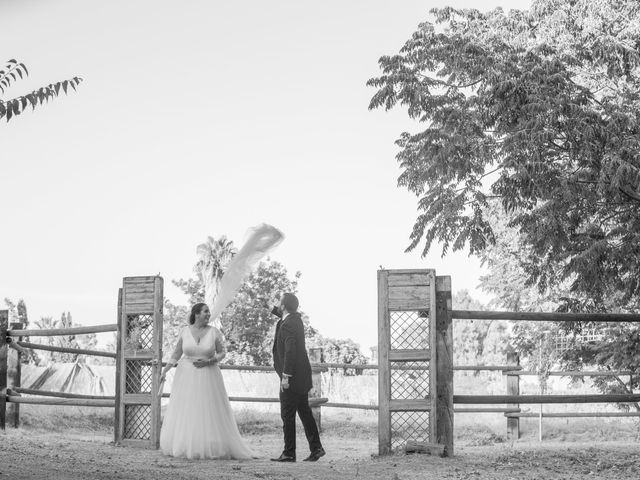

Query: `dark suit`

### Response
(272, 311, 321, 457)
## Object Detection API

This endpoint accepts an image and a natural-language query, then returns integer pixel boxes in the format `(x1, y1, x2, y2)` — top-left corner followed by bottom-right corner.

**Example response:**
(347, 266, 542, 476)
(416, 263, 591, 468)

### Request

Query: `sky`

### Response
(1, 0, 532, 353)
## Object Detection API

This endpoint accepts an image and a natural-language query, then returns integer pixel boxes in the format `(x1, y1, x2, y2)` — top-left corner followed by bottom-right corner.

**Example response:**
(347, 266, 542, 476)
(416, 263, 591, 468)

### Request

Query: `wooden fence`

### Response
(3, 301, 640, 452)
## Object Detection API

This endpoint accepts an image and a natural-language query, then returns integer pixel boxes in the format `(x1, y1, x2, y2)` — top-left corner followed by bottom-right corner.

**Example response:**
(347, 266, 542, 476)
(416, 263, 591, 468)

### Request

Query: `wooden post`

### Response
(308, 347, 323, 432)
(0, 310, 8, 430)
(151, 276, 164, 448)
(377, 270, 391, 455)
(506, 352, 520, 440)
(7, 322, 23, 428)
(435, 276, 454, 457)
(114, 288, 123, 443)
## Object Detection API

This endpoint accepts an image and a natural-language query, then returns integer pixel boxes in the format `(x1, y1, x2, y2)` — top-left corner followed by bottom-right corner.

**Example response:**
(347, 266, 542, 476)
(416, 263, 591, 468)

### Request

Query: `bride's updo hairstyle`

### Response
(188, 303, 208, 325)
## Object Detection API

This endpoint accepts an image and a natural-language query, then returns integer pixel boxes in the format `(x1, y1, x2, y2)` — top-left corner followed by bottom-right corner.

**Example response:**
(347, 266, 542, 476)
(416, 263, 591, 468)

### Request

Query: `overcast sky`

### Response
(1, 0, 532, 351)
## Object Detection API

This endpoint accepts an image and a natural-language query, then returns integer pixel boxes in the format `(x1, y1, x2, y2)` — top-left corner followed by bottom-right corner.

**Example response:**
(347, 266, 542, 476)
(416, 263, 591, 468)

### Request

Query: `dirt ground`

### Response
(2, 428, 640, 480)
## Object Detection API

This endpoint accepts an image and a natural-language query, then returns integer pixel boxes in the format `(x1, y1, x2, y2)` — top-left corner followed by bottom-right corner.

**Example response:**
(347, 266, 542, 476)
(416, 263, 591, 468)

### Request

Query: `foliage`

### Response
(166, 235, 368, 367)
(32, 312, 97, 364)
(166, 239, 302, 365)
(307, 334, 369, 374)
(452, 289, 510, 368)
(0, 59, 82, 122)
(476, 204, 638, 400)
(4, 297, 39, 364)
(368, 0, 640, 308)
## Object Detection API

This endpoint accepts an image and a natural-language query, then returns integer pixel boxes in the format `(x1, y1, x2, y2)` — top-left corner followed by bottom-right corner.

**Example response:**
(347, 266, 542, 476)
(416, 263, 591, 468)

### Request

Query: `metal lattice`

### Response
(126, 314, 154, 350)
(390, 311, 429, 350)
(391, 411, 430, 451)
(391, 361, 430, 399)
(124, 404, 151, 440)
(125, 360, 153, 394)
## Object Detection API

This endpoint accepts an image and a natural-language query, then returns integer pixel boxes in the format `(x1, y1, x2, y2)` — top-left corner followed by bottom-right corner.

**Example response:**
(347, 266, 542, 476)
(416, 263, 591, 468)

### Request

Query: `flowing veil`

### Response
(198, 224, 285, 327)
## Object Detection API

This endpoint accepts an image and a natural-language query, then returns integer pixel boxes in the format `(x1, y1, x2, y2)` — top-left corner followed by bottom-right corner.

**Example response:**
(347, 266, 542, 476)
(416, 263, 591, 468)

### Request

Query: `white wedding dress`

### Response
(160, 326, 254, 459)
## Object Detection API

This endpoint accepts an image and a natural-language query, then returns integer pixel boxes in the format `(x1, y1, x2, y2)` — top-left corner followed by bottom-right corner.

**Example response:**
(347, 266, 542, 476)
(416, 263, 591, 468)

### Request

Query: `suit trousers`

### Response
(279, 388, 322, 457)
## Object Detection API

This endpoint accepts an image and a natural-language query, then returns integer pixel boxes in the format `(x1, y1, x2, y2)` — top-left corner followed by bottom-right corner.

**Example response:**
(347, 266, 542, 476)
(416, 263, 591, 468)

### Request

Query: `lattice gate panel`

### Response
(115, 276, 163, 447)
(378, 269, 437, 454)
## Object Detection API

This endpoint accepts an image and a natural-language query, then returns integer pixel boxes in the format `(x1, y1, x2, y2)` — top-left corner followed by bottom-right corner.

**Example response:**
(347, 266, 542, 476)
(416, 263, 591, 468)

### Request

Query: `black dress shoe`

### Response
(270, 453, 296, 462)
(303, 447, 326, 462)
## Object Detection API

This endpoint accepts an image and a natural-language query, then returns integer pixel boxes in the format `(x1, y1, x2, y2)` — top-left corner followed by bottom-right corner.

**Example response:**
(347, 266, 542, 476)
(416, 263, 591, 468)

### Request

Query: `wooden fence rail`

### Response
(7, 324, 118, 337)
(16, 341, 117, 358)
(452, 310, 640, 323)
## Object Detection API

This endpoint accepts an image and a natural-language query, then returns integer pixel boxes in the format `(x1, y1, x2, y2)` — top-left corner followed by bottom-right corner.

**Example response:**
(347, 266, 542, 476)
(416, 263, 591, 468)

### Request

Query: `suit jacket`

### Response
(272, 311, 313, 394)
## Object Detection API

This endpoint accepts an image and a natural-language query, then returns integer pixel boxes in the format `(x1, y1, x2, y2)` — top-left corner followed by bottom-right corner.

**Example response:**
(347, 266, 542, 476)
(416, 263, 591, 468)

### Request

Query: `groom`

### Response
(270, 293, 325, 462)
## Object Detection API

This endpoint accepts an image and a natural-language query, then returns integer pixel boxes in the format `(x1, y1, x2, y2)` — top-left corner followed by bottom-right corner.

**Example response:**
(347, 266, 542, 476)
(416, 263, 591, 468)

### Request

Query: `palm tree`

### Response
(0, 59, 82, 122)
(195, 236, 237, 306)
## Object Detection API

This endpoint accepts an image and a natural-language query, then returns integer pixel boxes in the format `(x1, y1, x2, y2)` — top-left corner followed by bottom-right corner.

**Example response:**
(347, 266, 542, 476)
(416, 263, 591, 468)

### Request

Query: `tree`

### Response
(166, 256, 302, 365)
(368, 0, 640, 309)
(476, 203, 639, 402)
(4, 298, 39, 364)
(0, 59, 82, 122)
(306, 335, 369, 375)
(452, 289, 510, 368)
(32, 312, 97, 364)
(166, 235, 369, 366)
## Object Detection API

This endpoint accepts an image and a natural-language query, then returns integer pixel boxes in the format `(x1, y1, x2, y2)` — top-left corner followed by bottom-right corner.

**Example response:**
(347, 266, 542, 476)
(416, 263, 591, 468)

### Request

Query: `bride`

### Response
(159, 224, 284, 459)
(159, 302, 254, 459)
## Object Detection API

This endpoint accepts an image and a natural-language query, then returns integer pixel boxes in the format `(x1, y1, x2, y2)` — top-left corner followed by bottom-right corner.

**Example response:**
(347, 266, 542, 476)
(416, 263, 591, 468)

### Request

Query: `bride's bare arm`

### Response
(160, 335, 183, 377)
(213, 328, 226, 363)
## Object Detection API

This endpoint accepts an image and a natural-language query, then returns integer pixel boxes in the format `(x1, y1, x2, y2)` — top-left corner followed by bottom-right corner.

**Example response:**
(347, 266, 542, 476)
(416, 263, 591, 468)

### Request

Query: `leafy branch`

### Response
(0, 59, 82, 122)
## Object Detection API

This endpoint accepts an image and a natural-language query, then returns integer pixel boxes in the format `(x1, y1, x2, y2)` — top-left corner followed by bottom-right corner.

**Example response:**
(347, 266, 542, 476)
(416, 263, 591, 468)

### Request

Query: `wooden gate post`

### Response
(7, 322, 23, 428)
(377, 270, 391, 455)
(506, 352, 520, 440)
(0, 310, 8, 430)
(308, 347, 323, 432)
(114, 288, 123, 444)
(435, 276, 454, 457)
(378, 269, 438, 455)
(114, 276, 163, 448)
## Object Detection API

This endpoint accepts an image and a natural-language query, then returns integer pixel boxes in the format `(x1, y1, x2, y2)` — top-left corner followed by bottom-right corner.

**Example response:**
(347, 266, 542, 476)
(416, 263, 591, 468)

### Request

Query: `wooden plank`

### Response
(504, 370, 633, 377)
(7, 321, 22, 428)
(123, 393, 152, 404)
(429, 271, 438, 447)
(459, 365, 521, 371)
(151, 276, 163, 448)
(14, 387, 114, 400)
(506, 352, 520, 440)
(7, 396, 114, 407)
(452, 310, 640, 323)
(454, 394, 640, 404)
(388, 286, 430, 311)
(308, 348, 323, 431)
(506, 412, 640, 418)
(389, 399, 431, 411)
(435, 275, 453, 456)
(456, 408, 520, 413)
(17, 341, 116, 358)
(117, 288, 127, 444)
(404, 441, 446, 456)
(114, 288, 123, 444)
(377, 270, 391, 455)
(8, 324, 118, 337)
(387, 273, 431, 287)
(0, 310, 8, 430)
(323, 402, 378, 410)
(124, 305, 156, 315)
(389, 299, 431, 311)
(389, 349, 430, 362)
(123, 276, 157, 284)
(124, 284, 155, 292)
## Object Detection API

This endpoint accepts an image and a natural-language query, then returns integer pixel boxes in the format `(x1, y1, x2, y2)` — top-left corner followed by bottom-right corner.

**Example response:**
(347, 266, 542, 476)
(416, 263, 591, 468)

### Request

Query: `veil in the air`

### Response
(199, 224, 284, 327)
